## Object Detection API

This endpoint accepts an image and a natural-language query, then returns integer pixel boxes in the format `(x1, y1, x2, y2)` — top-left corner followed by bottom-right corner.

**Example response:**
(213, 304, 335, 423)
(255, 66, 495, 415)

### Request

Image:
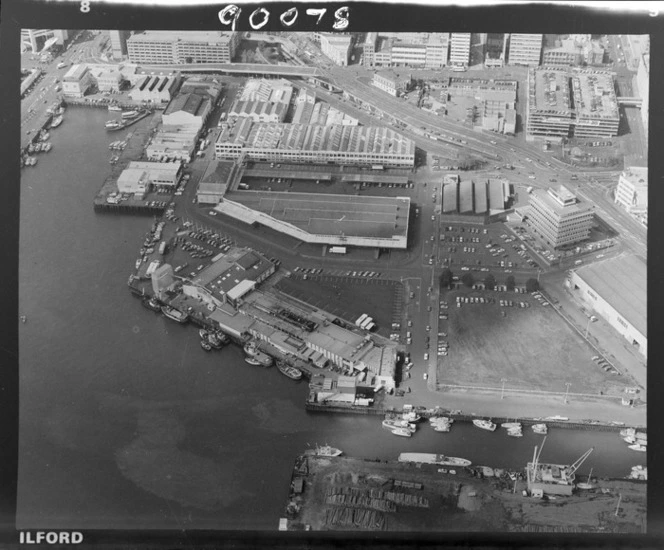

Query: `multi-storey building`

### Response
(127, 31, 240, 65)
(109, 30, 131, 60)
(636, 52, 649, 142)
(62, 64, 93, 97)
(542, 37, 584, 67)
(527, 186, 594, 249)
(449, 33, 471, 67)
(317, 33, 352, 66)
(615, 166, 647, 217)
(372, 69, 411, 96)
(507, 34, 543, 66)
(362, 33, 449, 68)
(215, 119, 415, 168)
(526, 67, 619, 139)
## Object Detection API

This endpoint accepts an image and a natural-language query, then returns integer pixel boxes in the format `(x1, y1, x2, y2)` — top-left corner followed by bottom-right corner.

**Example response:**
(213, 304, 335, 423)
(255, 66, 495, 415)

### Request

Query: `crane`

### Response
(568, 447, 594, 477)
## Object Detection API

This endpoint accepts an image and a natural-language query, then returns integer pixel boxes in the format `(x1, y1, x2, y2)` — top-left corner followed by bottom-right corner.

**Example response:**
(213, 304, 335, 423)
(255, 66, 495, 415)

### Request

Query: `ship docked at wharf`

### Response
(160, 305, 189, 324)
(429, 416, 453, 432)
(277, 360, 303, 380)
(525, 437, 594, 496)
(473, 419, 497, 432)
(305, 444, 343, 457)
(398, 452, 472, 468)
(243, 341, 273, 367)
(382, 418, 416, 433)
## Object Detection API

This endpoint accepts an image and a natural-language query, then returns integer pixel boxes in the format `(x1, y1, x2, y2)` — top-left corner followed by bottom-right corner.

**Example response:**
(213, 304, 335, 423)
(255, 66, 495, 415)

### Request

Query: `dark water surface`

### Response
(18, 107, 645, 530)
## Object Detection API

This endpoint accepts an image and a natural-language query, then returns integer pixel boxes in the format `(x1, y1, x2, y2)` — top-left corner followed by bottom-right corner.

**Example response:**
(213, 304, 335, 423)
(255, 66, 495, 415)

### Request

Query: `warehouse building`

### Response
(127, 30, 240, 65)
(568, 255, 646, 358)
(372, 69, 411, 97)
(215, 119, 415, 168)
(129, 74, 180, 103)
(116, 161, 182, 197)
(441, 177, 508, 216)
(196, 160, 242, 205)
(62, 64, 93, 97)
(526, 186, 594, 249)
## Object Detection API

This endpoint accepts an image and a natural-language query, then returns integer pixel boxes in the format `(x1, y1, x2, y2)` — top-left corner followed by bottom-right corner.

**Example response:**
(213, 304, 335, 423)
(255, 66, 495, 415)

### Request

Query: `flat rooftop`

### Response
(128, 31, 235, 43)
(574, 255, 646, 337)
(225, 191, 410, 240)
(531, 68, 572, 115)
(572, 70, 619, 120)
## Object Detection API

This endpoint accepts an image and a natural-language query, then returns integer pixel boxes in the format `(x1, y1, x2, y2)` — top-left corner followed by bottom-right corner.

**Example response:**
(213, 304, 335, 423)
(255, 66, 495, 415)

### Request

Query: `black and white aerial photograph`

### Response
(4, 0, 658, 544)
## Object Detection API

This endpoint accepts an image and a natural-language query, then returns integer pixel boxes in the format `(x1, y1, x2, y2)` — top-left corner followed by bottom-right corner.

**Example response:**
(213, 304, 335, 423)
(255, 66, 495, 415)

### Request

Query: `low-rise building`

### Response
(568, 255, 646, 358)
(116, 161, 182, 197)
(372, 69, 411, 96)
(196, 160, 241, 205)
(527, 186, 594, 249)
(95, 70, 123, 92)
(129, 74, 180, 103)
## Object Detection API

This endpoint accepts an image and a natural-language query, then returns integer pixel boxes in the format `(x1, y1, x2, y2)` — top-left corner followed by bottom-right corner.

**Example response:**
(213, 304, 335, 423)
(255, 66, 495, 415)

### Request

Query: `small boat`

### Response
(215, 332, 230, 344)
(40, 131, 50, 141)
(399, 453, 471, 467)
(205, 333, 225, 350)
(160, 305, 189, 323)
(532, 423, 548, 435)
(623, 435, 636, 444)
(27, 144, 36, 154)
(135, 259, 142, 269)
(253, 350, 273, 367)
(121, 110, 140, 119)
(576, 483, 595, 490)
(307, 444, 343, 457)
(142, 297, 161, 312)
(479, 466, 495, 477)
(105, 120, 123, 130)
(501, 422, 522, 430)
(245, 357, 261, 366)
(635, 432, 647, 443)
(199, 329, 210, 339)
(507, 427, 523, 438)
(627, 444, 647, 452)
(402, 411, 422, 423)
(473, 419, 497, 432)
(620, 428, 636, 438)
(244, 342, 259, 356)
(545, 415, 569, 422)
(628, 466, 647, 481)
(108, 105, 122, 112)
(20, 315, 27, 323)
(50, 115, 63, 128)
(277, 361, 303, 380)
(42, 142, 52, 152)
(610, 421, 625, 426)
(389, 427, 413, 437)
(382, 418, 416, 433)
(201, 340, 212, 352)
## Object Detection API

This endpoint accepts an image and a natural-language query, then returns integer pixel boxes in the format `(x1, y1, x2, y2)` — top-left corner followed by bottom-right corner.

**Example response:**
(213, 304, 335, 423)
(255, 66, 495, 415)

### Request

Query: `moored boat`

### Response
(108, 105, 122, 112)
(382, 418, 416, 433)
(206, 333, 225, 350)
(389, 427, 412, 437)
(306, 444, 343, 457)
(201, 340, 212, 352)
(501, 422, 522, 430)
(277, 361, 303, 380)
(398, 452, 471, 467)
(122, 110, 140, 119)
(142, 297, 162, 312)
(473, 419, 497, 432)
(160, 305, 188, 323)
(402, 411, 422, 423)
(245, 357, 261, 366)
(532, 423, 548, 435)
(50, 115, 63, 128)
(627, 444, 647, 452)
(507, 427, 523, 438)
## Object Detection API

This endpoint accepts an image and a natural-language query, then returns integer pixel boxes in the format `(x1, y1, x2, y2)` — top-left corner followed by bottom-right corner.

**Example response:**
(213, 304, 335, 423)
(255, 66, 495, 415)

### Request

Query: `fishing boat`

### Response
(532, 423, 548, 435)
(160, 305, 189, 323)
(108, 105, 122, 112)
(215, 332, 230, 344)
(277, 361, 303, 380)
(576, 482, 595, 490)
(142, 297, 161, 312)
(620, 428, 636, 438)
(430, 417, 453, 432)
(382, 418, 416, 433)
(201, 340, 212, 352)
(42, 142, 52, 152)
(306, 444, 343, 457)
(245, 357, 261, 366)
(402, 411, 422, 423)
(507, 427, 523, 438)
(121, 110, 140, 119)
(501, 422, 522, 430)
(206, 333, 225, 350)
(398, 453, 472, 467)
(105, 120, 123, 130)
(135, 259, 142, 269)
(473, 419, 497, 432)
(50, 115, 63, 128)
(628, 466, 647, 481)
(627, 444, 647, 452)
(389, 427, 412, 437)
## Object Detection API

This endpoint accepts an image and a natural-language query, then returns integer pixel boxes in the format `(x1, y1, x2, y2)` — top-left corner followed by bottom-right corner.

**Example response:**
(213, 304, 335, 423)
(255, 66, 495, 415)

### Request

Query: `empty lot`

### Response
(437, 288, 628, 396)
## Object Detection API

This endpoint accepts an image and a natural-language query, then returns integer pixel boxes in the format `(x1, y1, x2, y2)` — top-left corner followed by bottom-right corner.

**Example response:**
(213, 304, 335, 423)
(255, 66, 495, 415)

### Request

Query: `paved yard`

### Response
(275, 275, 402, 337)
(437, 288, 629, 396)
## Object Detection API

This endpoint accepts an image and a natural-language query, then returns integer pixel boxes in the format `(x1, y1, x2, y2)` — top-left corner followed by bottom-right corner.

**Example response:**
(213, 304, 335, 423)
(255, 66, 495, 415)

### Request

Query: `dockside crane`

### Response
(568, 447, 594, 477)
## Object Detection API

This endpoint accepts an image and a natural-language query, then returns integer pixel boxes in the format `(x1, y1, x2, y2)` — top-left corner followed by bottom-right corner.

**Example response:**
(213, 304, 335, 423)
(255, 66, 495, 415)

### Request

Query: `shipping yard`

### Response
(18, 27, 648, 534)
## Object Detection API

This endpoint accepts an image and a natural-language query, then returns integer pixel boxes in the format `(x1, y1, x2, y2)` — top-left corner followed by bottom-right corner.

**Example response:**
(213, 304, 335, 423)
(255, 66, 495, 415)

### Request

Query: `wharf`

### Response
(282, 454, 646, 533)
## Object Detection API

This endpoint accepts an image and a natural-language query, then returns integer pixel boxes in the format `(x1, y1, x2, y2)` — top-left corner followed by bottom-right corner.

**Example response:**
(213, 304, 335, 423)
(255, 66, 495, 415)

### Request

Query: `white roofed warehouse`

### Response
(568, 256, 646, 359)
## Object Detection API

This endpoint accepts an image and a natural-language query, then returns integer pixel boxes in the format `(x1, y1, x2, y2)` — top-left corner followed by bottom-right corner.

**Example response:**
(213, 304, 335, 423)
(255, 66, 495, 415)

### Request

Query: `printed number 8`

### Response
(81, 1, 91, 13)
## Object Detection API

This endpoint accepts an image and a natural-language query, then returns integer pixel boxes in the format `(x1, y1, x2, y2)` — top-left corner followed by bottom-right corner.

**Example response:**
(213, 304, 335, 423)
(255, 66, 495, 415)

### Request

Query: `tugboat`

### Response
(473, 419, 497, 432)
(160, 305, 189, 323)
(142, 296, 162, 312)
(243, 341, 273, 367)
(276, 360, 303, 380)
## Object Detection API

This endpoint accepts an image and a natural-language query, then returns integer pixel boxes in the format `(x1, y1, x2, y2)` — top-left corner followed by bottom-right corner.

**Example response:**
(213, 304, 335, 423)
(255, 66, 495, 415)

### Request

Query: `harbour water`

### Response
(18, 107, 645, 530)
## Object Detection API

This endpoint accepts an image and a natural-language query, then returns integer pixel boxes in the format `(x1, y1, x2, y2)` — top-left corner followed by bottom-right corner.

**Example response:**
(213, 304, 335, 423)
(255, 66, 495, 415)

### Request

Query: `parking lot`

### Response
(435, 286, 630, 396)
(275, 273, 402, 338)
(434, 222, 541, 278)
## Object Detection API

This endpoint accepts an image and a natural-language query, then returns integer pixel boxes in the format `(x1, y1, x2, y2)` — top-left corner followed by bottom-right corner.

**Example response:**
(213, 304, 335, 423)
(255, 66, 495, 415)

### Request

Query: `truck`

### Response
(365, 322, 376, 332)
(329, 246, 347, 254)
(355, 313, 369, 327)
(238, 183, 250, 190)
(57, 62, 67, 69)
(360, 317, 373, 330)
